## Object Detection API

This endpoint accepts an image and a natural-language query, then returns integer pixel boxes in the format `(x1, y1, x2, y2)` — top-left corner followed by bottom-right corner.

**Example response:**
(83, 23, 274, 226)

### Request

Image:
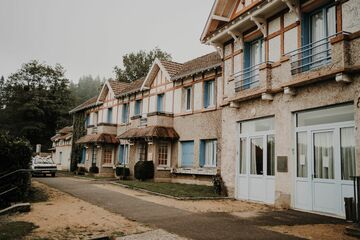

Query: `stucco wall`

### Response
(342, 0, 360, 33)
(221, 77, 360, 207)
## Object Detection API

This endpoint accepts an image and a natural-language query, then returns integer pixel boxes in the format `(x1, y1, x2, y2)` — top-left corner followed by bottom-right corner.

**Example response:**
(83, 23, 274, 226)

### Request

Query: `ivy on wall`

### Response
(70, 112, 86, 171)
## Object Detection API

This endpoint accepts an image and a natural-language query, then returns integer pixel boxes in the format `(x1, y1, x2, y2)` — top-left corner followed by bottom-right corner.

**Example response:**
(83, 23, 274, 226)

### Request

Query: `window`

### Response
(341, 127, 355, 180)
(91, 145, 97, 165)
(157, 94, 164, 112)
(250, 137, 263, 175)
(184, 87, 192, 111)
(107, 108, 113, 123)
(122, 104, 129, 123)
(118, 144, 129, 165)
(81, 147, 86, 164)
(158, 142, 170, 166)
(85, 114, 90, 127)
(137, 142, 147, 161)
(203, 80, 215, 108)
(135, 100, 142, 116)
(103, 146, 113, 164)
(200, 139, 217, 167)
(267, 135, 275, 176)
(297, 132, 308, 178)
(239, 138, 246, 174)
(181, 141, 194, 167)
(243, 38, 264, 89)
(240, 117, 275, 133)
(93, 112, 98, 126)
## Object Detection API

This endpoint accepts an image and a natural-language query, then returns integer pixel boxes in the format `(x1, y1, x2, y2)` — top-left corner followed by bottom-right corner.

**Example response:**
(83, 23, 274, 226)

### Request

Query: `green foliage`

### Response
(212, 173, 227, 196)
(0, 60, 73, 150)
(70, 112, 87, 171)
(134, 161, 154, 181)
(69, 75, 104, 108)
(0, 131, 32, 206)
(114, 47, 172, 82)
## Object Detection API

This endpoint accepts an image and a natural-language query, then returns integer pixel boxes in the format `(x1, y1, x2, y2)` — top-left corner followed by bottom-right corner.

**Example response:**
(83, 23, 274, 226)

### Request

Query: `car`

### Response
(31, 155, 57, 177)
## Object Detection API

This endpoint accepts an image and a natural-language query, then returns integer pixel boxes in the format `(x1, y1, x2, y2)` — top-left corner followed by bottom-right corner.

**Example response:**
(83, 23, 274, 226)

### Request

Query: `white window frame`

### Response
(184, 87, 192, 112)
(119, 144, 129, 165)
(204, 139, 217, 168)
(158, 141, 171, 167)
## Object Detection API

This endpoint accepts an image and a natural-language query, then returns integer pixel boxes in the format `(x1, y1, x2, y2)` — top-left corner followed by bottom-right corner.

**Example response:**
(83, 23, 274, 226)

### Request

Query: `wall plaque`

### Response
(277, 156, 288, 172)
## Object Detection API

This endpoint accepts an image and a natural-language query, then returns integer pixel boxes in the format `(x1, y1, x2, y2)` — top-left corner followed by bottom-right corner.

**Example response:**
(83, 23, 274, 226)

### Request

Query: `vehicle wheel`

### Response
(51, 173, 56, 177)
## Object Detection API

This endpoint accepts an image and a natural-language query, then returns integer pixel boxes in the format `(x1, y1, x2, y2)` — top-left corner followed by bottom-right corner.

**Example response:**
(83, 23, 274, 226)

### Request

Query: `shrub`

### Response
(212, 173, 228, 196)
(134, 161, 154, 181)
(76, 167, 87, 175)
(115, 167, 130, 179)
(89, 166, 99, 174)
(0, 131, 32, 207)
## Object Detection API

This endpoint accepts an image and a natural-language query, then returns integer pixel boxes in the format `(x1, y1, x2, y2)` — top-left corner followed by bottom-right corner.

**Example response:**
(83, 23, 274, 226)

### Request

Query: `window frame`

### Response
(134, 99, 142, 116)
(107, 107, 113, 124)
(200, 139, 217, 168)
(157, 141, 171, 167)
(122, 103, 129, 124)
(103, 146, 113, 165)
(203, 80, 215, 109)
(184, 87, 192, 112)
(157, 94, 164, 112)
(118, 144, 129, 165)
(137, 142, 148, 162)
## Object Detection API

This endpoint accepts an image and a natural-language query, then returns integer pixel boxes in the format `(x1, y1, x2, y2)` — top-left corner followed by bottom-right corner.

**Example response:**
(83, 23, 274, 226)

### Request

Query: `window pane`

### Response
(241, 117, 274, 134)
(267, 135, 275, 176)
(250, 138, 263, 175)
(137, 143, 147, 161)
(297, 132, 308, 178)
(158, 142, 168, 166)
(341, 127, 356, 180)
(239, 138, 246, 174)
(326, 6, 336, 36)
(204, 140, 217, 167)
(186, 88, 191, 110)
(297, 104, 354, 127)
(314, 131, 334, 179)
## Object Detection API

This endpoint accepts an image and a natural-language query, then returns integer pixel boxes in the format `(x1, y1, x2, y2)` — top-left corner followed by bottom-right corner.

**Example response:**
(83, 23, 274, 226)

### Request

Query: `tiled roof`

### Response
(76, 133, 119, 144)
(172, 52, 221, 80)
(58, 126, 73, 134)
(159, 60, 183, 77)
(69, 96, 101, 114)
(108, 80, 130, 96)
(117, 126, 179, 140)
(116, 78, 145, 97)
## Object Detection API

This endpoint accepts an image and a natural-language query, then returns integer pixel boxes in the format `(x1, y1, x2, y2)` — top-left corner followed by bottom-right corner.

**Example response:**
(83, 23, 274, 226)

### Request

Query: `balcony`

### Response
(289, 34, 335, 75)
(234, 63, 262, 92)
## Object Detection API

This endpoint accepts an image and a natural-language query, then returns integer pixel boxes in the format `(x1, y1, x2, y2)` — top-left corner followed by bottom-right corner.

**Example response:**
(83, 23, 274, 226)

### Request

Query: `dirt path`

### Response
(12, 181, 150, 239)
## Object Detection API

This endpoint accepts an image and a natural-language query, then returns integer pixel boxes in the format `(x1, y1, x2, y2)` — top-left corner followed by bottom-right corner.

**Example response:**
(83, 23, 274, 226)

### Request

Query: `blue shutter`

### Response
(243, 42, 251, 89)
(107, 108, 112, 123)
(81, 147, 86, 163)
(199, 140, 205, 167)
(301, 12, 310, 73)
(118, 145, 124, 164)
(181, 141, 194, 167)
(203, 82, 209, 108)
(157, 94, 163, 112)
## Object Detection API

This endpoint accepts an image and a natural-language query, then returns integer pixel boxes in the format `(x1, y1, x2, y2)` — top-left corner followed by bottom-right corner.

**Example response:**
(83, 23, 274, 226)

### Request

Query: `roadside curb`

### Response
(109, 182, 234, 201)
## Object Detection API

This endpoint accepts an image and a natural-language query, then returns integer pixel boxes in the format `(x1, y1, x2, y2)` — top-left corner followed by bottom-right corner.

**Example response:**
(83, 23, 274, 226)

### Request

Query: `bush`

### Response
(115, 167, 130, 179)
(76, 167, 87, 175)
(0, 131, 32, 207)
(212, 173, 228, 196)
(89, 166, 99, 174)
(134, 161, 154, 181)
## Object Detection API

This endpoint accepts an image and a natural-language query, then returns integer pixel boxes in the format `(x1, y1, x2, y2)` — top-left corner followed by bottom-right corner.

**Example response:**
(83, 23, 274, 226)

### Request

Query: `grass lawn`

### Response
(118, 180, 220, 198)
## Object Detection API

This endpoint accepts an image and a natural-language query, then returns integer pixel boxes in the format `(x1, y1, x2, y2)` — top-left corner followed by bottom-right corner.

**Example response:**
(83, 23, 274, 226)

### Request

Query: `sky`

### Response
(0, 0, 214, 82)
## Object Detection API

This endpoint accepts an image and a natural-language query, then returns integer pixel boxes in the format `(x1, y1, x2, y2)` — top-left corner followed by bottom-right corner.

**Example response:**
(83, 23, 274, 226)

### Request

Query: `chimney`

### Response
(36, 144, 41, 153)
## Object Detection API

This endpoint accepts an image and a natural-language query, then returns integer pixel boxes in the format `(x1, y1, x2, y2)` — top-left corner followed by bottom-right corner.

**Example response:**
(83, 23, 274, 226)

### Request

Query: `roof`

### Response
(51, 126, 73, 142)
(159, 60, 183, 77)
(108, 80, 130, 96)
(172, 52, 221, 80)
(117, 126, 179, 140)
(116, 78, 145, 98)
(76, 133, 119, 144)
(58, 126, 73, 134)
(69, 96, 101, 114)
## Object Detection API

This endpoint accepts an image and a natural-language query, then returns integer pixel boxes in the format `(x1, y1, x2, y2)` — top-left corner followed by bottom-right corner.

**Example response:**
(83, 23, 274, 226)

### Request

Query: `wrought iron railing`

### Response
(288, 32, 350, 75)
(234, 62, 264, 92)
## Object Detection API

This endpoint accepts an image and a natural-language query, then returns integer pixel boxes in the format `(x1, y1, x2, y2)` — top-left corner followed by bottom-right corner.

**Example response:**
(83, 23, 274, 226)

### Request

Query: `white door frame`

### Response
(294, 120, 355, 217)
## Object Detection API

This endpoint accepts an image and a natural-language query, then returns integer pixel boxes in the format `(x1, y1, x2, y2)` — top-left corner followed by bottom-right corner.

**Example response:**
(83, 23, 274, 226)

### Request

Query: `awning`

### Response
(117, 126, 179, 140)
(76, 133, 119, 144)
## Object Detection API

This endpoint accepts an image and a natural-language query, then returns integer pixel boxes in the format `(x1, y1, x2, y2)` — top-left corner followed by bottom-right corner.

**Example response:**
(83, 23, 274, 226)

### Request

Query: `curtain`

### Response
(297, 132, 307, 178)
(251, 138, 263, 175)
(341, 128, 356, 180)
(314, 132, 334, 179)
(327, 6, 336, 36)
(311, 10, 326, 68)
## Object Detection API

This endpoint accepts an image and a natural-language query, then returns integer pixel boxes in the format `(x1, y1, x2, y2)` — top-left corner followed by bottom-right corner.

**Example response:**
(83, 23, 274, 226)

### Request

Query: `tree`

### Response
(69, 75, 104, 108)
(0, 60, 73, 150)
(114, 47, 172, 82)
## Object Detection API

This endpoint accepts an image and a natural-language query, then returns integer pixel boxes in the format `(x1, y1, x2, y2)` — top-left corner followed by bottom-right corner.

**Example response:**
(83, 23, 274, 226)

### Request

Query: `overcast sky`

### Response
(0, 0, 214, 82)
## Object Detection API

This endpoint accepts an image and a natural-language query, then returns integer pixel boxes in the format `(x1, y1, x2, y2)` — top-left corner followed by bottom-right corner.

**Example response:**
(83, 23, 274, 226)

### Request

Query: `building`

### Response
(70, 52, 222, 185)
(201, 0, 360, 218)
(50, 126, 73, 170)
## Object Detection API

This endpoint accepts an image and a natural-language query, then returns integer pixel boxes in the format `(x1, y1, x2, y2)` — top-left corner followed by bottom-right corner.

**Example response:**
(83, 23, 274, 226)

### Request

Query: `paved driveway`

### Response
(35, 177, 344, 240)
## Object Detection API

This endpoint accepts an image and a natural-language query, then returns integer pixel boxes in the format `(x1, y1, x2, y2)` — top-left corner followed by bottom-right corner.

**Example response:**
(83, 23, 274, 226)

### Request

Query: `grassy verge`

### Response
(0, 220, 37, 240)
(118, 180, 219, 198)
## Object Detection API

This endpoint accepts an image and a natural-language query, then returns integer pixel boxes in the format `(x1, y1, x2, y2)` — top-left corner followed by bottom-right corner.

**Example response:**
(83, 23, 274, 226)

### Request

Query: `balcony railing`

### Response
(288, 32, 349, 75)
(234, 62, 263, 92)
